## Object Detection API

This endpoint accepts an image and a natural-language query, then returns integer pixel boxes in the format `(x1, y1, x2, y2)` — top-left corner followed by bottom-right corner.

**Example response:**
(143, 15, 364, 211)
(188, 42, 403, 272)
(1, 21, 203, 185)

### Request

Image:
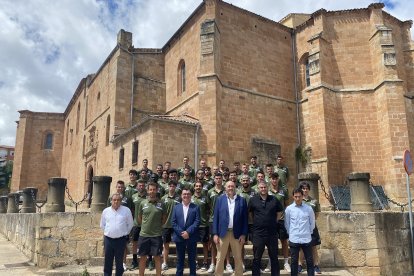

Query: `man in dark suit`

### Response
(212, 180, 248, 276)
(171, 187, 200, 276)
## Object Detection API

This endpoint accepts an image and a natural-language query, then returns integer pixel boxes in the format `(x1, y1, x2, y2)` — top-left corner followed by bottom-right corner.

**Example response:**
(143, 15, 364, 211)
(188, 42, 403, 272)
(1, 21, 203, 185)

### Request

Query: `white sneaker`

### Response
(284, 262, 291, 272)
(123, 263, 127, 271)
(226, 263, 234, 273)
(264, 259, 271, 272)
(161, 263, 169, 271)
(243, 264, 246, 272)
(207, 264, 215, 273)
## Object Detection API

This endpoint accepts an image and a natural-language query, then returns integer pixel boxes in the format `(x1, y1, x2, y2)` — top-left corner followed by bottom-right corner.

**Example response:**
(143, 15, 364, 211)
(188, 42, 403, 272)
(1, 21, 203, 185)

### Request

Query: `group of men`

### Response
(100, 156, 322, 276)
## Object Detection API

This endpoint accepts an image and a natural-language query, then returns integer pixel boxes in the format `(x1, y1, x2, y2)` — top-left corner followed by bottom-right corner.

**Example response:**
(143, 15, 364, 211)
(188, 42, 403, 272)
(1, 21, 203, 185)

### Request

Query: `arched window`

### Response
(44, 133, 53, 150)
(105, 115, 110, 146)
(177, 59, 186, 95)
(305, 60, 310, 87)
(76, 102, 80, 134)
(298, 53, 310, 90)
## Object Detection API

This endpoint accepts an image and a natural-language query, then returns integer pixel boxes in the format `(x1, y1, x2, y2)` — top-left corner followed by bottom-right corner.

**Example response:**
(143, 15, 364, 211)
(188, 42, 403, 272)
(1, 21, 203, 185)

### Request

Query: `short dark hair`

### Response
(196, 169, 205, 174)
(293, 188, 304, 195)
(129, 169, 138, 176)
(299, 182, 311, 190)
(147, 182, 158, 189)
(271, 172, 279, 179)
(168, 180, 178, 186)
(234, 161, 240, 165)
(137, 179, 146, 184)
(277, 155, 283, 159)
(168, 168, 178, 174)
(214, 172, 223, 177)
(116, 180, 125, 185)
(250, 155, 257, 159)
(266, 163, 273, 168)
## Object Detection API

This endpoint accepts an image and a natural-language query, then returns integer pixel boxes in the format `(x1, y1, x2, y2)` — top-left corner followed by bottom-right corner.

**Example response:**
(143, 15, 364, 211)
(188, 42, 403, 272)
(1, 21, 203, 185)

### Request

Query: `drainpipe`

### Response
(130, 52, 135, 127)
(194, 123, 200, 172)
(291, 30, 301, 177)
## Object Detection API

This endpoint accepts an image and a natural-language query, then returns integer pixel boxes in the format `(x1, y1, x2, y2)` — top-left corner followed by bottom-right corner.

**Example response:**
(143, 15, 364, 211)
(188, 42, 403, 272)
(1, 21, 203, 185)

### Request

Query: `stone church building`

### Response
(11, 1, 414, 204)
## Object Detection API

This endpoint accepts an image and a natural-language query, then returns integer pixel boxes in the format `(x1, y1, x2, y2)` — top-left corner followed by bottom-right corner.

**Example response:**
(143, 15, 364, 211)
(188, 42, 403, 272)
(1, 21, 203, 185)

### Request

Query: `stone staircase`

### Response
(43, 243, 352, 275)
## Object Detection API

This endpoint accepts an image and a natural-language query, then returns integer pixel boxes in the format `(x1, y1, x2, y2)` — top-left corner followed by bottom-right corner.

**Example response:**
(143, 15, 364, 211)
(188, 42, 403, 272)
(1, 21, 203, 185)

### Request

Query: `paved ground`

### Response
(0, 235, 42, 276)
(0, 234, 355, 276)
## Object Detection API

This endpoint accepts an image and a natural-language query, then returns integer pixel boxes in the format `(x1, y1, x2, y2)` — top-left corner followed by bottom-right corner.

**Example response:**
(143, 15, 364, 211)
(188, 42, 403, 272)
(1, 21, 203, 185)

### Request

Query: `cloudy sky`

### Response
(0, 0, 412, 146)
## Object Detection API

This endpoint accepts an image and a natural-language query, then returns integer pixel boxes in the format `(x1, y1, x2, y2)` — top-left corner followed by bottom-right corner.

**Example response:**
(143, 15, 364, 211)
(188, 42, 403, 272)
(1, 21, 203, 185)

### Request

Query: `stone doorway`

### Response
(87, 166, 93, 208)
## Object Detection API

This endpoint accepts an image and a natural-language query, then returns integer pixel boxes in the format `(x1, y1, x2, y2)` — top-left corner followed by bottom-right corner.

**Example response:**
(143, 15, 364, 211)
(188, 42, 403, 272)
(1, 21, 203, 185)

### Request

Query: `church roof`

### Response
(111, 114, 199, 144)
(148, 114, 199, 125)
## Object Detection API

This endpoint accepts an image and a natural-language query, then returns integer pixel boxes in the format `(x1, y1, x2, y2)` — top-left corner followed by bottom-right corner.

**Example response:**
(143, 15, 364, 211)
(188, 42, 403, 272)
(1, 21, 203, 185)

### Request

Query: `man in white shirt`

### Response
(212, 181, 248, 276)
(100, 193, 133, 276)
(285, 188, 315, 276)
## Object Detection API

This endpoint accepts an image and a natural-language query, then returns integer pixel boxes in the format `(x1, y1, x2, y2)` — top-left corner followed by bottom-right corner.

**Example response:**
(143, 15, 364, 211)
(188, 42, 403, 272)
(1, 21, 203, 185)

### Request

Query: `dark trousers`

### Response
(289, 241, 314, 276)
(252, 235, 279, 276)
(104, 236, 127, 276)
(175, 240, 197, 276)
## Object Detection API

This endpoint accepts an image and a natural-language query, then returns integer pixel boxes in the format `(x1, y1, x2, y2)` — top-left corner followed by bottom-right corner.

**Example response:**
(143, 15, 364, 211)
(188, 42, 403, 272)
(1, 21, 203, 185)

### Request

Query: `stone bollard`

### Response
(0, 196, 8, 213)
(7, 192, 20, 213)
(91, 176, 112, 212)
(298, 172, 320, 202)
(348, 172, 373, 212)
(21, 187, 38, 213)
(45, 178, 67, 212)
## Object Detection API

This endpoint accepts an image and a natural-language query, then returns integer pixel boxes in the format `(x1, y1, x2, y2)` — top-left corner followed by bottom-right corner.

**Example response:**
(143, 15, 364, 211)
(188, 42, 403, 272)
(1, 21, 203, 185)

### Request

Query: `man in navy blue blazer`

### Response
(212, 180, 248, 276)
(171, 187, 200, 276)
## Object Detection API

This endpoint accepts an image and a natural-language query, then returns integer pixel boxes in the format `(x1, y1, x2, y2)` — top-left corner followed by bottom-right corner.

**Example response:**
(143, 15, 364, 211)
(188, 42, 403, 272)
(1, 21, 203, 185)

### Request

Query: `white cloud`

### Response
(0, 0, 413, 146)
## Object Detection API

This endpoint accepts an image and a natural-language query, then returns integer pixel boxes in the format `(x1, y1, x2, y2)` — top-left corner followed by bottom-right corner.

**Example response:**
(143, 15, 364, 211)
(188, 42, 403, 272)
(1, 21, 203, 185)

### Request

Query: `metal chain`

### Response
(318, 177, 351, 211)
(65, 186, 89, 212)
(369, 180, 414, 212)
(14, 193, 21, 212)
(30, 189, 47, 213)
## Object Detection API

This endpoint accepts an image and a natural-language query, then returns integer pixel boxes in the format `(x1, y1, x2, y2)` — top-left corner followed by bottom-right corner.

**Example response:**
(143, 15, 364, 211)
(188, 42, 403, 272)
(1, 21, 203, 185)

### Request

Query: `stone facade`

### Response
(0, 212, 103, 268)
(10, 1, 414, 204)
(318, 211, 411, 275)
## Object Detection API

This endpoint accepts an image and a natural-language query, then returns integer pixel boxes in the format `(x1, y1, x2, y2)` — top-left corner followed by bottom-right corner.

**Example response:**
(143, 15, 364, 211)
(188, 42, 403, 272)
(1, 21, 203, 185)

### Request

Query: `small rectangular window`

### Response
(132, 141, 138, 165)
(119, 148, 125, 169)
(44, 133, 53, 150)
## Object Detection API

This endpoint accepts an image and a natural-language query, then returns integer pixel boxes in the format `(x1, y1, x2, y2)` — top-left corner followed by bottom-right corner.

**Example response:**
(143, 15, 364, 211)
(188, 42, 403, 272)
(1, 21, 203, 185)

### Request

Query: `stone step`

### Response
(44, 264, 353, 276)
(89, 254, 280, 268)
(124, 242, 279, 257)
(45, 264, 290, 275)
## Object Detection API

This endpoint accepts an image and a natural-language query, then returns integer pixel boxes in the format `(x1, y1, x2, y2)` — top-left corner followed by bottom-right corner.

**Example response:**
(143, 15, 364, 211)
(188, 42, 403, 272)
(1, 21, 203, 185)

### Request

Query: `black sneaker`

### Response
(130, 260, 138, 270)
(200, 262, 208, 271)
(148, 260, 155, 271)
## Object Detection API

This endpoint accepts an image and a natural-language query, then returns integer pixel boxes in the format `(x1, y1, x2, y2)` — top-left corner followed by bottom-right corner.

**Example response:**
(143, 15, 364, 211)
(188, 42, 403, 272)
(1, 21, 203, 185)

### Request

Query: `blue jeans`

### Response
(175, 240, 197, 276)
(104, 236, 127, 276)
(289, 241, 314, 276)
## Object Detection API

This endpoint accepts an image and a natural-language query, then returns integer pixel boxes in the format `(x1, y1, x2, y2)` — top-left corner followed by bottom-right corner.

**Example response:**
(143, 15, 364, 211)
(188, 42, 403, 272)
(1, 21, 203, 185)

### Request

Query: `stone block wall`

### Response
(11, 111, 65, 198)
(0, 212, 103, 268)
(318, 211, 411, 276)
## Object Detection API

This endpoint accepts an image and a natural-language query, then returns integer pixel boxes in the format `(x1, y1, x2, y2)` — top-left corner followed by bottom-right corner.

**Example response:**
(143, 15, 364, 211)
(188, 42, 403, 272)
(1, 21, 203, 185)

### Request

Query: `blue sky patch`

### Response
(381, 0, 396, 9)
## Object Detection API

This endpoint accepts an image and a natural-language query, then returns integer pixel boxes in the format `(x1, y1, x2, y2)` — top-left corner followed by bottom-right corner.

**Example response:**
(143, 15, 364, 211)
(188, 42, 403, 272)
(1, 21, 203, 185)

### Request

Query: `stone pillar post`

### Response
(7, 192, 20, 213)
(90, 176, 112, 212)
(0, 196, 8, 213)
(21, 187, 38, 213)
(45, 178, 67, 212)
(348, 172, 373, 212)
(298, 172, 320, 202)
